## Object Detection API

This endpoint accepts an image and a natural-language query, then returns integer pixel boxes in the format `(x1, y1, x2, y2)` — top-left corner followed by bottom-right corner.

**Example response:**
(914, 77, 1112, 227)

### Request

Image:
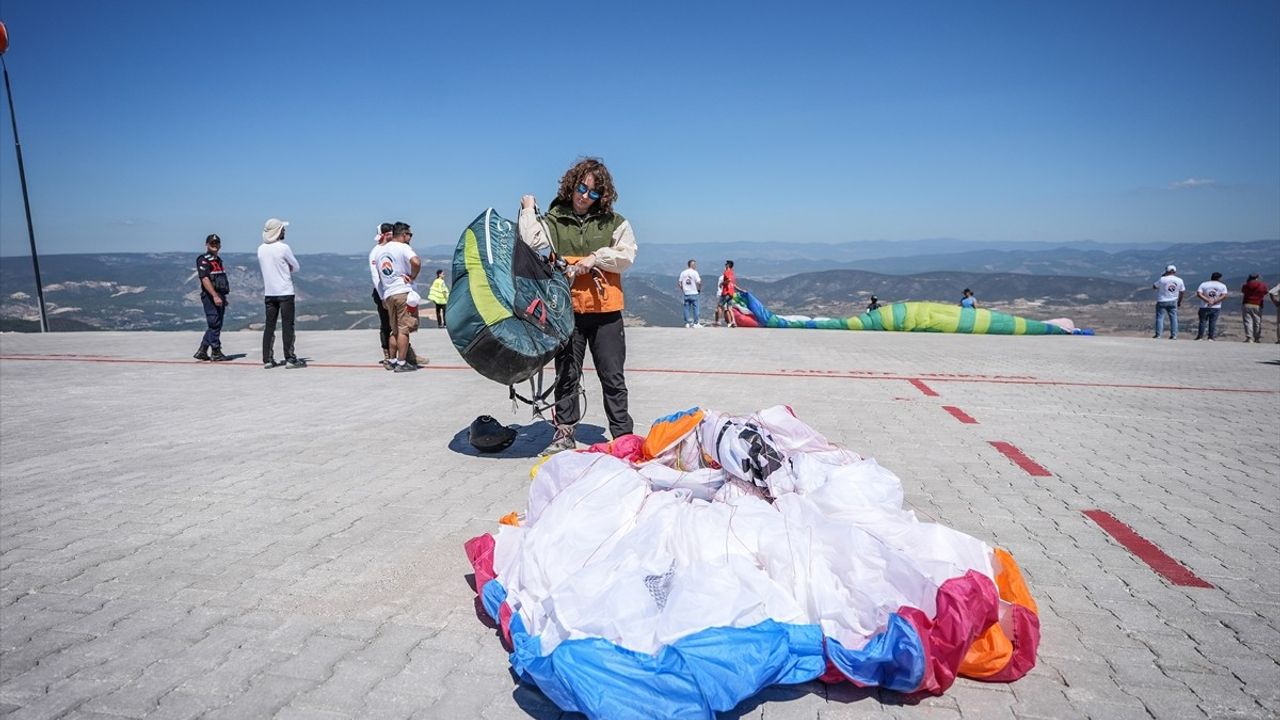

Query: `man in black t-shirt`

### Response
(195, 234, 231, 361)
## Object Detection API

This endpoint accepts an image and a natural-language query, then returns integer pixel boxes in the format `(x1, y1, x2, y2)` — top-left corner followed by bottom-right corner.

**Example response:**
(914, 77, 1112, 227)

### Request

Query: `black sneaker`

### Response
(285, 357, 307, 369)
(210, 349, 229, 362)
(264, 360, 282, 369)
(193, 349, 211, 362)
(393, 362, 418, 373)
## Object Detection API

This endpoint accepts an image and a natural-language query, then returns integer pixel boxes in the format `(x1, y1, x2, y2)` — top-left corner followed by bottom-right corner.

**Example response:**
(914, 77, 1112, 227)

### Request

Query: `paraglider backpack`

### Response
(445, 208, 574, 413)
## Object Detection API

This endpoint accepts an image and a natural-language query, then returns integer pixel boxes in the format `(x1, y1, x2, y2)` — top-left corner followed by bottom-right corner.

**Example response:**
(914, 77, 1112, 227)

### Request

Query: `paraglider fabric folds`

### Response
(464, 406, 1040, 720)
(729, 291, 1073, 335)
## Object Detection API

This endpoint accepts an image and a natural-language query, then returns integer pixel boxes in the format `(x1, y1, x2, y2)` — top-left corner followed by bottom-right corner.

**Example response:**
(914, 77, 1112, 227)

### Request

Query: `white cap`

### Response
(263, 218, 289, 243)
(406, 290, 421, 308)
(1165, 264, 1176, 273)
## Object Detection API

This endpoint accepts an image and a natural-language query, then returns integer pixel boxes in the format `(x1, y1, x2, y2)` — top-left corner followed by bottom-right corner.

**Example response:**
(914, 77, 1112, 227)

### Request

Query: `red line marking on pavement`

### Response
(908, 379, 939, 397)
(0, 355, 471, 371)
(1082, 510, 1214, 588)
(1, 356, 1275, 394)
(988, 441, 1052, 476)
(942, 405, 979, 424)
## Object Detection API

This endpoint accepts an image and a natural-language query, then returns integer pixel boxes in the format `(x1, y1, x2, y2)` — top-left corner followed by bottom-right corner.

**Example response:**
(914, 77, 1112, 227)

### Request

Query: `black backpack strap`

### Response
(510, 367, 557, 419)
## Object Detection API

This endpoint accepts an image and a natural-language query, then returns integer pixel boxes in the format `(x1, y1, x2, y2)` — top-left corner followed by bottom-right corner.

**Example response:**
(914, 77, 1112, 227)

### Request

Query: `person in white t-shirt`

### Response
(1194, 271, 1229, 341)
(375, 222, 423, 372)
(677, 259, 702, 327)
(1151, 264, 1185, 339)
(257, 218, 305, 368)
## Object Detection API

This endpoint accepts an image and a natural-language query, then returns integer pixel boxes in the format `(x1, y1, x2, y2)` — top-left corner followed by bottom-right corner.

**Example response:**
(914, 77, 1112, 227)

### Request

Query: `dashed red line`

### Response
(1, 355, 1275, 394)
(908, 379, 939, 397)
(942, 406, 979, 424)
(1082, 510, 1214, 588)
(989, 441, 1052, 476)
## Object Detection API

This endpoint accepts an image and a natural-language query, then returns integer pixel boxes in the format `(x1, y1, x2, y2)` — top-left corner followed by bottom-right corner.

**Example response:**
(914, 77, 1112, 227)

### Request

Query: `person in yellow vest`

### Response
(427, 269, 449, 328)
(518, 157, 638, 452)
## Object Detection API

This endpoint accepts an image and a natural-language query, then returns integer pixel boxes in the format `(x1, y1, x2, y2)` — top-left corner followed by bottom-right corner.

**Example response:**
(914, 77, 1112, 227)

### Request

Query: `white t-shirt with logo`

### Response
(678, 268, 702, 296)
(1153, 275, 1185, 303)
(375, 241, 417, 299)
(1196, 281, 1228, 309)
(257, 242, 300, 296)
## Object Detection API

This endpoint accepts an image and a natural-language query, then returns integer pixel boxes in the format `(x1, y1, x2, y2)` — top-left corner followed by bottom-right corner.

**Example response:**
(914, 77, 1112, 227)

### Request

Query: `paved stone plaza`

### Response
(1, 327, 1277, 719)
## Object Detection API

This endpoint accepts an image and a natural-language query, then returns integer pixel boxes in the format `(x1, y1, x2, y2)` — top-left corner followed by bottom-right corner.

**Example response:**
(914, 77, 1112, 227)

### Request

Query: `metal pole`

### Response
(2, 55, 49, 332)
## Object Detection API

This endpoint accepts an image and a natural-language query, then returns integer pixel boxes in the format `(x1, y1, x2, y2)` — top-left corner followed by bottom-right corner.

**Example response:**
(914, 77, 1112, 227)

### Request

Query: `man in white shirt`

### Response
(375, 222, 423, 372)
(1151, 264, 1185, 340)
(1194, 271, 1228, 341)
(257, 218, 305, 368)
(677, 259, 702, 328)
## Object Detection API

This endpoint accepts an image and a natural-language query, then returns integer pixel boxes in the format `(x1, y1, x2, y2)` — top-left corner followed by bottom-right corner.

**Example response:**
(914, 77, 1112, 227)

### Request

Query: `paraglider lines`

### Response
(1081, 510, 1214, 588)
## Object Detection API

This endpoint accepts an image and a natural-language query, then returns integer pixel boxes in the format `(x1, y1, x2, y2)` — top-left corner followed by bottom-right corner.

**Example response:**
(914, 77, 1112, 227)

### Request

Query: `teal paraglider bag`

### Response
(445, 209, 574, 398)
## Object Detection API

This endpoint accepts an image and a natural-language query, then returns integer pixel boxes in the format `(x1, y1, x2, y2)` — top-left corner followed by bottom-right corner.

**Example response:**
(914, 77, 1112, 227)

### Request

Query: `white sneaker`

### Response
(693, 323, 704, 328)
(685, 323, 692, 328)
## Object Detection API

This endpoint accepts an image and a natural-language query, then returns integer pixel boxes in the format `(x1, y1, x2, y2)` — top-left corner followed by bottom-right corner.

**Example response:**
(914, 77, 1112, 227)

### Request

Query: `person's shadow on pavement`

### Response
(448, 420, 607, 459)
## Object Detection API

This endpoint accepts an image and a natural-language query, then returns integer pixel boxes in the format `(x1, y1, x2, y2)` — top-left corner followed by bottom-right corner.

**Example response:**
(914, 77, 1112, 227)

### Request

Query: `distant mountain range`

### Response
(0, 239, 1274, 332)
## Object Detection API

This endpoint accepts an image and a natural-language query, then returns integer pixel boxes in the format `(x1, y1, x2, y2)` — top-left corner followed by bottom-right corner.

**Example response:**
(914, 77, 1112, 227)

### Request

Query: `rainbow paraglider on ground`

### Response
(466, 405, 1040, 719)
(730, 290, 1088, 335)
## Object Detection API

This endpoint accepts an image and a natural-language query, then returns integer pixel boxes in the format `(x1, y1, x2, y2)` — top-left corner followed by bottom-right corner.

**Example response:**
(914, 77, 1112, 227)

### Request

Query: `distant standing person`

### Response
(518, 156, 638, 452)
(1270, 283, 1280, 344)
(257, 218, 305, 368)
(1240, 273, 1269, 343)
(1151, 265, 1185, 340)
(678, 259, 702, 328)
(194, 233, 230, 362)
(427, 269, 449, 328)
(960, 288, 977, 308)
(376, 222, 422, 372)
(1193, 272, 1228, 341)
(715, 260, 737, 327)
(369, 223, 417, 366)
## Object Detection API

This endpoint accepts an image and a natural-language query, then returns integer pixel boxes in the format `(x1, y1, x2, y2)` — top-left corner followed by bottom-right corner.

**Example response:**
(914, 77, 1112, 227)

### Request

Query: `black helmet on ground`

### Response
(469, 415, 517, 453)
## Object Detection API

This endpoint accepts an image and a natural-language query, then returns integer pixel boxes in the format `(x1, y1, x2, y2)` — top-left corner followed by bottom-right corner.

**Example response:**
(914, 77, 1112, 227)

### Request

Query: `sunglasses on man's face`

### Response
(576, 183, 601, 201)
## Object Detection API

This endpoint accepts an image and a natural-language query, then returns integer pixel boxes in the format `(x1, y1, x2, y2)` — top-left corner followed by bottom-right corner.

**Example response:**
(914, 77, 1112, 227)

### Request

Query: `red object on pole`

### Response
(0, 22, 9, 55)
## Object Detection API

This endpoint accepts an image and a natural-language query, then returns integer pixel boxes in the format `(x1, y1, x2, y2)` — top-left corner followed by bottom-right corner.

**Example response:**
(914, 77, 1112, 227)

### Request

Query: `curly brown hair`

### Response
(555, 157, 617, 215)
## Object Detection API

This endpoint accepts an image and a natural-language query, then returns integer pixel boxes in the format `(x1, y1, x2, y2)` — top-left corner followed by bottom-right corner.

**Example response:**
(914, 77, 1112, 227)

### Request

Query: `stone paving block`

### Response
(274, 706, 351, 720)
(348, 622, 439, 670)
(0, 630, 94, 683)
(3, 676, 120, 720)
(160, 623, 257, 671)
(264, 634, 364, 683)
(200, 674, 313, 720)
(423, 670, 510, 718)
(287, 659, 394, 714)
(1, 649, 111, 704)
(177, 647, 292, 697)
(79, 659, 199, 718)
(1124, 684, 1210, 719)
(1165, 670, 1267, 719)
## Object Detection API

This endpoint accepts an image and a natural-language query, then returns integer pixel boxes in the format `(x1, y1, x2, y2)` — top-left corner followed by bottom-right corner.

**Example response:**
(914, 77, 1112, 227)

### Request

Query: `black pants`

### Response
(554, 310, 632, 438)
(373, 288, 391, 350)
(435, 303, 446, 328)
(263, 294, 296, 363)
(201, 294, 225, 349)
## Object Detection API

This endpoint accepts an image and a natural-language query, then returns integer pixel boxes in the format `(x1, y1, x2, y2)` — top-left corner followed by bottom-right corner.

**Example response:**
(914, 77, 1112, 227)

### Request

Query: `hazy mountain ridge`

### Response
(1, 240, 1274, 333)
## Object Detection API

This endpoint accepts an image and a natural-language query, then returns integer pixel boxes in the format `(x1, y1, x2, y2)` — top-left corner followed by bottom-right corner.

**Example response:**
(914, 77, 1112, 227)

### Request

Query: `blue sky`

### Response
(1, 0, 1277, 256)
